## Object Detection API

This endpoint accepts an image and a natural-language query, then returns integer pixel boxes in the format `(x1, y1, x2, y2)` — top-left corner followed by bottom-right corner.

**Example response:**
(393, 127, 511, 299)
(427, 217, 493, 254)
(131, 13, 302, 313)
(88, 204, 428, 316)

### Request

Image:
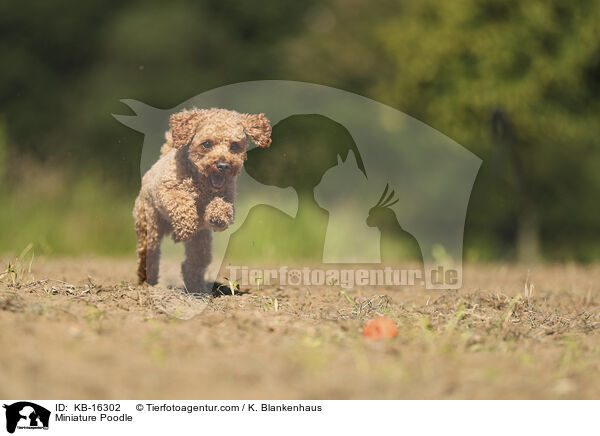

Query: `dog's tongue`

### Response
(210, 173, 225, 189)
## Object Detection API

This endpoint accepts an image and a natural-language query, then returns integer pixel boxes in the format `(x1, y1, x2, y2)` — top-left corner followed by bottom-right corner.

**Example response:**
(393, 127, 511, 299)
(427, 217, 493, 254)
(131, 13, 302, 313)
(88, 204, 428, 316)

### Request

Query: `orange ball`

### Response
(363, 317, 398, 340)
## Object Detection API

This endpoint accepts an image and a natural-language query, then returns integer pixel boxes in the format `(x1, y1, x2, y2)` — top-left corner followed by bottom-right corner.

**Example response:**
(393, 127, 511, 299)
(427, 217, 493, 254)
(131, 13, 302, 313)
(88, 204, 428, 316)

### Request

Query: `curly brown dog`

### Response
(133, 108, 271, 293)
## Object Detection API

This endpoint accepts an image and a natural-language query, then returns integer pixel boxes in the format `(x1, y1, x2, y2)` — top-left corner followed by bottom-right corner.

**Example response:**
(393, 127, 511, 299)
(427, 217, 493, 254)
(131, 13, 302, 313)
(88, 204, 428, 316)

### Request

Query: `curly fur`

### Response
(133, 108, 271, 293)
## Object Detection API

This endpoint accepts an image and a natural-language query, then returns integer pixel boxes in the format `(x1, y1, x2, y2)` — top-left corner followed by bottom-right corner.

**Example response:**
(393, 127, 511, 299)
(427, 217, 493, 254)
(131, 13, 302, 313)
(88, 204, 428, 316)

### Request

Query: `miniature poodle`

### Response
(133, 108, 272, 293)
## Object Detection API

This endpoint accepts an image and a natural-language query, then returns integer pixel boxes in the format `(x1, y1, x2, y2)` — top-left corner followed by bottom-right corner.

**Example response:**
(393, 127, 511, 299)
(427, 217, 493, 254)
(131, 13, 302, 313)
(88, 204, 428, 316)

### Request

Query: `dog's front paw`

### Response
(172, 225, 197, 242)
(209, 216, 228, 231)
(205, 197, 234, 232)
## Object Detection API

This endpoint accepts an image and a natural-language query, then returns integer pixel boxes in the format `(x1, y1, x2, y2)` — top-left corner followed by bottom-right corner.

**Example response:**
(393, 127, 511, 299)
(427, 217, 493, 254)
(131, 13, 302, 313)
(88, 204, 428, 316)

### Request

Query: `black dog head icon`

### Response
(3, 402, 50, 434)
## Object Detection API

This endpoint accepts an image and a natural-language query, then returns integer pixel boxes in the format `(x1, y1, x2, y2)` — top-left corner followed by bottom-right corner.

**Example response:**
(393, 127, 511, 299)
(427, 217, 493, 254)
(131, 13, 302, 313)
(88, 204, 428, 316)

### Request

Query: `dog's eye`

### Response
(230, 142, 240, 152)
(200, 140, 212, 150)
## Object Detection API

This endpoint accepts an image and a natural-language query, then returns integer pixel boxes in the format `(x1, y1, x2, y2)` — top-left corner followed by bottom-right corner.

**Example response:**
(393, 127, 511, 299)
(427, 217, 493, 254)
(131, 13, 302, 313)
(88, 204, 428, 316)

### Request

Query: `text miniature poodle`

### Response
(133, 108, 272, 293)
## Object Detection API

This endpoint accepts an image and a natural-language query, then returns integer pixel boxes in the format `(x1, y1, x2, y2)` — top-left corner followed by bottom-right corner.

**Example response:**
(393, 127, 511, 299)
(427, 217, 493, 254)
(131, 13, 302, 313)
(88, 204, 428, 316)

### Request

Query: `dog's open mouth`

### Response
(209, 173, 226, 190)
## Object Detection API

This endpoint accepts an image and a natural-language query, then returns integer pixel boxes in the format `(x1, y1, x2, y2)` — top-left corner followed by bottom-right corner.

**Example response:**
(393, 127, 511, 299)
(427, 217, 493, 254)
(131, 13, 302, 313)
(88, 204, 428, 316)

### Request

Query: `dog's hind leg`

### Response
(182, 229, 212, 294)
(134, 197, 149, 284)
(144, 206, 163, 286)
(135, 196, 163, 285)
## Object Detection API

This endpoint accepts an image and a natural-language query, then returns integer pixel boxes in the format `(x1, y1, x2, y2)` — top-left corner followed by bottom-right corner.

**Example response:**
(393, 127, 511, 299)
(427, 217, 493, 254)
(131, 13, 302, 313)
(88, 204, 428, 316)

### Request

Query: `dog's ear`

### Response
(241, 113, 272, 148)
(169, 109, 206, 149)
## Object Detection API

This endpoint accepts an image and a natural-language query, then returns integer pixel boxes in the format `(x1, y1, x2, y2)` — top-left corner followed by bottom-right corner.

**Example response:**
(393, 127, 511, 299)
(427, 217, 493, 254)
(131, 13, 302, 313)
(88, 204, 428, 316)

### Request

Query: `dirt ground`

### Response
(1, 257, 600, 399)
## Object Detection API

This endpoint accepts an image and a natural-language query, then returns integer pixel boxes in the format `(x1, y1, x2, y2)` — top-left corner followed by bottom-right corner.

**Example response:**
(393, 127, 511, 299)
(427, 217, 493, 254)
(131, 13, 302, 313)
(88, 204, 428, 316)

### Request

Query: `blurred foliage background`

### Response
(0, 0, 599, 262)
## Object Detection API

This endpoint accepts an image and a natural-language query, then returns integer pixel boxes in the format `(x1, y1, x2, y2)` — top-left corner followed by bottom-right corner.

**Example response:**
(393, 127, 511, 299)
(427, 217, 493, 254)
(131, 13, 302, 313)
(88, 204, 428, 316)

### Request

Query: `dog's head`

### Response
(169, 108, 271, 191)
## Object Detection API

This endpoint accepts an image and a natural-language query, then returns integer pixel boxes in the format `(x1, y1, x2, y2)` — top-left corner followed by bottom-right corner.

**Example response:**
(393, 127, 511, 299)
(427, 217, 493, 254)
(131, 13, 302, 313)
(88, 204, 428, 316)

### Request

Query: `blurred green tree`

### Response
(284, 0, 600, 261)
(1, 0, 599, 260)
(0, 0, 316, 185)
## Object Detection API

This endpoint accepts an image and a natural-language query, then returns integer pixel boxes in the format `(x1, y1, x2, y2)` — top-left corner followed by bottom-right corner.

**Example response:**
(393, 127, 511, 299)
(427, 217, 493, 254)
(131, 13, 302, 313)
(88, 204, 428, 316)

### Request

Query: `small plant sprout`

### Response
(261, 296, 279, 311)
(0, 263, 14, 280)
(1, 243, 35, 285)
(255, 274, 263, 294)
(217, 277, 240, 296)
(328, 278, 338, 286)
(524, 273, 535, 307)
(501, 295, 523, 328)
(339, 290, 359, 314)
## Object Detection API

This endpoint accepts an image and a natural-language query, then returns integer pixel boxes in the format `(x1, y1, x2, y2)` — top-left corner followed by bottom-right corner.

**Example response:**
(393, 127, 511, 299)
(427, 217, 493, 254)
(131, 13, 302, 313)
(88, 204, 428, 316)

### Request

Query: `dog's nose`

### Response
(216, 162, 231, 172)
